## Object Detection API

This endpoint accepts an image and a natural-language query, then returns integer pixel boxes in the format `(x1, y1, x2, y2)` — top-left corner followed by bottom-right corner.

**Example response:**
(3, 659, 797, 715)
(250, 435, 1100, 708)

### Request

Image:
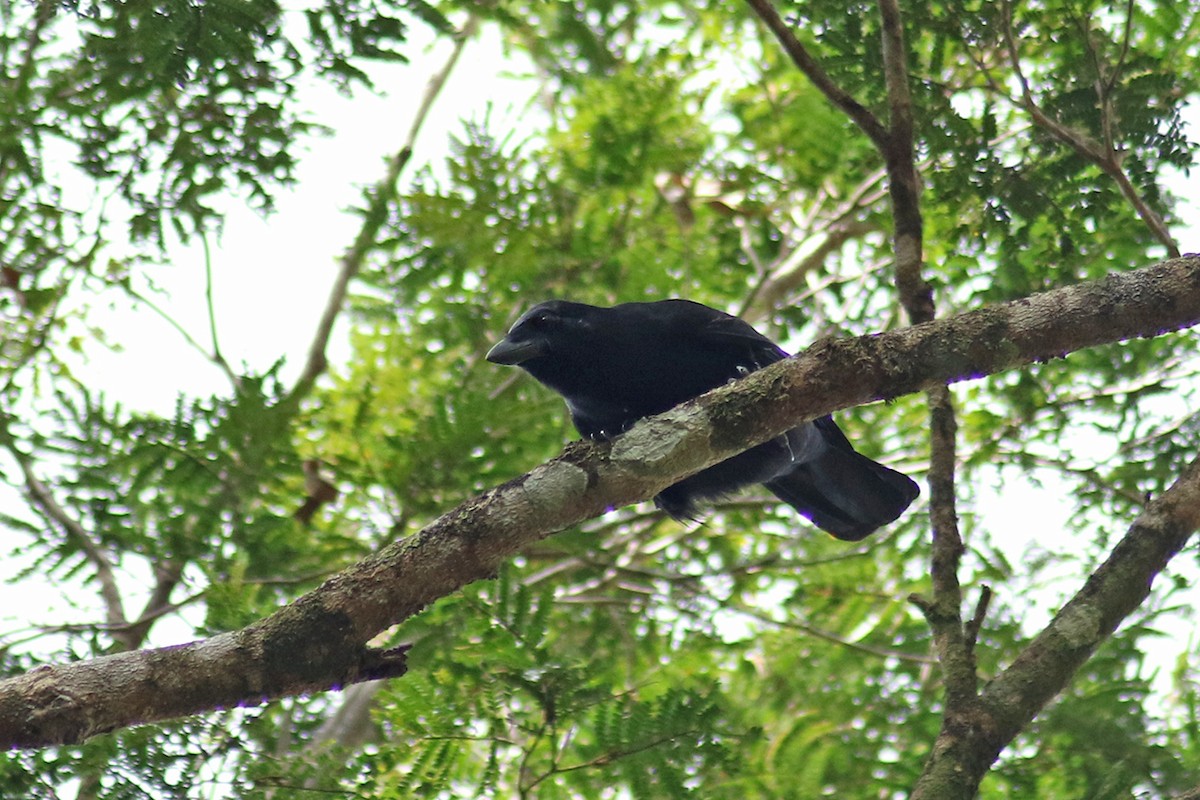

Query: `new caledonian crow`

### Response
(486, 299, 919, 540)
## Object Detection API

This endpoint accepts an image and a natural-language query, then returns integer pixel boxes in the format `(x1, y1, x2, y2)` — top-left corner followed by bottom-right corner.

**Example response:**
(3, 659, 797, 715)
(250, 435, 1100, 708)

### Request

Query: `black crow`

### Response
(486, 299, 919, 540)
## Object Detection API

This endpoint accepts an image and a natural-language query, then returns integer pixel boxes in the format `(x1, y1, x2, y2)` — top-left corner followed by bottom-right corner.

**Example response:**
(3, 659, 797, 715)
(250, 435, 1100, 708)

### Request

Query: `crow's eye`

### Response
(526, 312, 555, 330)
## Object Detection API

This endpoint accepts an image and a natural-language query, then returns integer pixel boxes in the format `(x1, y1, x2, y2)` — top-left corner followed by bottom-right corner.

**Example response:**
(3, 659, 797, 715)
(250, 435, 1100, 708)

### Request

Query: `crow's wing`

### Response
(690, 307, 790, 370)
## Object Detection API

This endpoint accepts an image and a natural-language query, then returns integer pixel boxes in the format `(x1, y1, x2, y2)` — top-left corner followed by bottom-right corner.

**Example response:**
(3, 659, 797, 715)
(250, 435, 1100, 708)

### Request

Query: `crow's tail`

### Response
(765, 418, 920, 541)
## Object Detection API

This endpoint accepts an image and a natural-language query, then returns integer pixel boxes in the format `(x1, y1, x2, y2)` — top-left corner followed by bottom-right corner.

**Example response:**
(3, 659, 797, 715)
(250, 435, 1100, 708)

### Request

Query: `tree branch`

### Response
(875, 0, 976, 748)
(2, 255, 1199, 749)
(743, 0, 891, 150)
(917, 382, 974, 689)
(911, 450, 1200, 798)
(877, 0, 933, 323)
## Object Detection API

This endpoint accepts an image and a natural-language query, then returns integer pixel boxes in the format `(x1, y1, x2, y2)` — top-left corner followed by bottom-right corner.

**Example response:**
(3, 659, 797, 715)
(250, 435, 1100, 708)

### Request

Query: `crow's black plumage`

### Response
(486, 299, 919, 540)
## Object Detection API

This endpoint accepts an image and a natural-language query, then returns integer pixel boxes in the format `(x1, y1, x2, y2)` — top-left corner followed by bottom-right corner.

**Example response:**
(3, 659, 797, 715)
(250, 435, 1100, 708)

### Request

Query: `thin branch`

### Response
(2, 588, 207, 651)
(917, 384, 974, 698)
(743, 0, 891, 150)
(994, 447, 1150, 509)
(123, 561, 185, 650)
(999, 0, 1180, 257)
(121, 282, 239, 385)
(738, 166, 891, 321)
(742, 219, 880, 321)
(199, 231, 239, 388)
(1102, 159, 1180, 257)
(1076, 7, 1118, 156)
(522, 731, 709, 793)
(730, 601, 936, 664)
(963, 586, 992, 651)
(4, 444, 130, 646)
(1104, 0, 1136, 97)
(290, 14, 481, 401)
(517, 721, 552, 799)
(1000, 3, 1105, 161)
(543, 537, 932, 663)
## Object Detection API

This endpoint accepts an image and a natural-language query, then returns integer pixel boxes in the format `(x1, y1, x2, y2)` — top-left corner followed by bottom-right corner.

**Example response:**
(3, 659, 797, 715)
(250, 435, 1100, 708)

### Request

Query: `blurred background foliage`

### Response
(1, 0, 1200, 797)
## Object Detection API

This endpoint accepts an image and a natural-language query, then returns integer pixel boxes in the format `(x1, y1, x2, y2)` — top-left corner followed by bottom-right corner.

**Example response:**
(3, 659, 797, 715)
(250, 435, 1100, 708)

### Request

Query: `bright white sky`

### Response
(69, 24, 542, 413)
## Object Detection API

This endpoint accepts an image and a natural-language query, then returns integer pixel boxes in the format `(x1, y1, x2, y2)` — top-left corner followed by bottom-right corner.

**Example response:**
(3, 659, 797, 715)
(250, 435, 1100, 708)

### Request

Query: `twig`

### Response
(1, 587, 208, 651)
(1103, 159, 1180, 257)
(200, 231, 239, 388)
(1104, 0, 1136, 97)
(738, 167, 889, 320)
(964, 585, 992, 650)
(994, 447, 1150, 509)
(1000, 3, 1103, 160)
(6, 445, 130, 645)
(521, 731, 709, 794)
(731, 601, 936, 664)
(123, 561, 185, 650)
(290, 15, 481, 401)
(548, 535, 935, 664)
(123, 283, 238, 384)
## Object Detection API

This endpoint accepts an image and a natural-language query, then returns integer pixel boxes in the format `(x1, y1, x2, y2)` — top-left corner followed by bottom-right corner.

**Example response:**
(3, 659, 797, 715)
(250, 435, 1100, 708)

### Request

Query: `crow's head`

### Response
(485, 300, 596, 367)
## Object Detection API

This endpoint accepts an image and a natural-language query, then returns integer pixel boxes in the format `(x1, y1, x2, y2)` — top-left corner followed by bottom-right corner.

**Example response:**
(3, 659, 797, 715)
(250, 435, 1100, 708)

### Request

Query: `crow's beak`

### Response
(485, 337, 547, 365)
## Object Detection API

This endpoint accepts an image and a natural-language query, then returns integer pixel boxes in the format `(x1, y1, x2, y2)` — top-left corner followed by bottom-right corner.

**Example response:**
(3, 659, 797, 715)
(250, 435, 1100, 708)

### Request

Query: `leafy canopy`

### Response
(1, 1, 1199, 798)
